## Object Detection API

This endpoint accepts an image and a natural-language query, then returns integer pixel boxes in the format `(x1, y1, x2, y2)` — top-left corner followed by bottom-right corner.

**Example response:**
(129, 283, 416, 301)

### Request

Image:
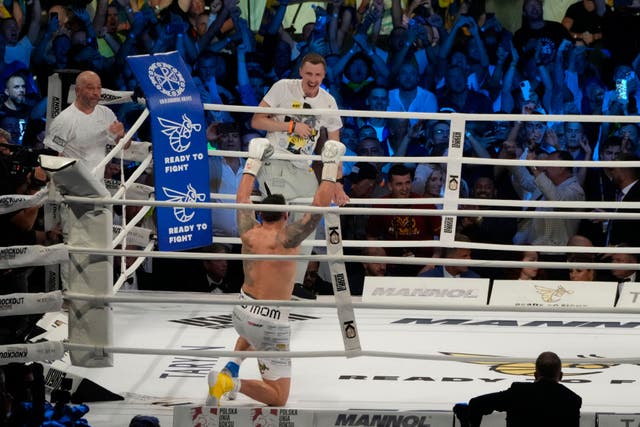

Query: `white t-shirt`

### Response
(262, 79, 342, 169)
(44, 103, 118, 175)
(387, 86, 438, 126)
(209, 158, 244, 237)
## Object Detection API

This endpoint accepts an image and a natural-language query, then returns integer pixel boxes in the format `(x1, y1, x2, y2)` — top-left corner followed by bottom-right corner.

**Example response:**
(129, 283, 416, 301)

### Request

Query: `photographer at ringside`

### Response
(0, 141, 59, 426)
(0, 141, 61, 345)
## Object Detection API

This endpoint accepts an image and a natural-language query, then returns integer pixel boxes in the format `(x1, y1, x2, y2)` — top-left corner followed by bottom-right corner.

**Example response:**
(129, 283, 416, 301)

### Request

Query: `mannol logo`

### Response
(372, 287, 478, 298)
(335, 414, 430, 426)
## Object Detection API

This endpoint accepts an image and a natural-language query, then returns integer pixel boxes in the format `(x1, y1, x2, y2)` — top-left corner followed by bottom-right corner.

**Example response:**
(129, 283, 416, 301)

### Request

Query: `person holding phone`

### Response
(603, 65, 639, 115)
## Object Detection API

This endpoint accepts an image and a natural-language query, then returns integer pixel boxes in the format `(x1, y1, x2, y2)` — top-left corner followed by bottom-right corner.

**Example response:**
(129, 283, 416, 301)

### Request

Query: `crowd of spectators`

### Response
(1, 0, 640, 297)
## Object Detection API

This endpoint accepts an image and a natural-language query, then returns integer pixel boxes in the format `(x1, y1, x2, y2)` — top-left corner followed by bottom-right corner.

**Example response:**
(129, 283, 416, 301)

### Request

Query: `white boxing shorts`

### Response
(232, 290, 291, 380)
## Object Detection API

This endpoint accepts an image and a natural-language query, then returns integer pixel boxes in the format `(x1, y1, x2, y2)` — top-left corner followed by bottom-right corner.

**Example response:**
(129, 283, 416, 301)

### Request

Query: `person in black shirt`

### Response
(454, 351, 581, 427)
(513, 0, 571, 77)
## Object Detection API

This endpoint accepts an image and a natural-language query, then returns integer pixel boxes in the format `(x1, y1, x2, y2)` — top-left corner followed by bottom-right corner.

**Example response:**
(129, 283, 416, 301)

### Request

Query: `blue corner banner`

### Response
(127, 52, 211, 251)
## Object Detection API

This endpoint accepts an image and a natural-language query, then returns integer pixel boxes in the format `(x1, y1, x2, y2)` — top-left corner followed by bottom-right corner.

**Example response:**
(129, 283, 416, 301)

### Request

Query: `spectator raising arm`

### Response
(197, 0, 237, 53)
(352, 33, 389, 85)
(26, 0, 42, 47)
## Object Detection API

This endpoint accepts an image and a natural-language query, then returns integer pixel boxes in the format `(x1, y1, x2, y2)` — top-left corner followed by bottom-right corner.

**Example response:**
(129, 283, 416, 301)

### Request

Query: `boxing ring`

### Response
(32, 294, 640, 426)
(3, 69, 640, 426)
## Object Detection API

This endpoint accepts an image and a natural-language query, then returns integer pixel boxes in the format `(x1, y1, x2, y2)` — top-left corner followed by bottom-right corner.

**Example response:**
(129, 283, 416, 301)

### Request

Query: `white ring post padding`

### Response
(65, 205, 114, 367)
(0, 341, 65, 364)
(0, 291, 63, 316)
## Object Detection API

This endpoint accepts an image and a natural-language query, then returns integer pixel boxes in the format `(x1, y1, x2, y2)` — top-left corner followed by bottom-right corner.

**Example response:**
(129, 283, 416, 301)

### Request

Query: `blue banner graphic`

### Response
(127, 52, 211, 251)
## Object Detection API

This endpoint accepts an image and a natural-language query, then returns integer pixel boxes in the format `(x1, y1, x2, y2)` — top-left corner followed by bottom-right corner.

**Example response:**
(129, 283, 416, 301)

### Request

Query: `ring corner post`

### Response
(42, 155, 115, 367)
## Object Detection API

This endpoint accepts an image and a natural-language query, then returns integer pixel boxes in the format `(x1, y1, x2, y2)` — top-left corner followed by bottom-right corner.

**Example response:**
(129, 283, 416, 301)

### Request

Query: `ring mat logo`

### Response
(170, 313, 319, 329)
(441, 352, 616, 376)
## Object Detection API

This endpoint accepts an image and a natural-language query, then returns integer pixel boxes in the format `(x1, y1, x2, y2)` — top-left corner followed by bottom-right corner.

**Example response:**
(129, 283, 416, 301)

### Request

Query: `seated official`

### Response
(454, 351, 581, 427)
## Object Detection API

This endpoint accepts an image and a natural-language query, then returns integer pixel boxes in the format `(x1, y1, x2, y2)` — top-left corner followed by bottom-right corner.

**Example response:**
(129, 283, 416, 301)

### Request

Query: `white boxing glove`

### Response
(244, 138, 274, 176)
(321, 139, 346, 182)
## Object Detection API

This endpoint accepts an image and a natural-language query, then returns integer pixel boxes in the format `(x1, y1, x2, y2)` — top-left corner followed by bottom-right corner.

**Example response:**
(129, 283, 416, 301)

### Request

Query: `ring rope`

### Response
(92, 108, 149, 175)
(112, 205, 154, 249)
(4, 337, 635, 366)
(207, 236, 640, 255)
(57, 196, 640, 219)
(61, 247, 640, 271)
(209, 191, 640, 211)
(210, 148, 640, 169)
(59, 342, 640, 365)
(204, 103, 640, 125)
(110, 153, 154, 202)
(113, 240, 156, 292)
(61, 291, 640, 314)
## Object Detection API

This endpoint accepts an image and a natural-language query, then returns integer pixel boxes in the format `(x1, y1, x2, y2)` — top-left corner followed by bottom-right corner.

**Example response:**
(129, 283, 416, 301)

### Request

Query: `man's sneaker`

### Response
(205, 370, 235, 406)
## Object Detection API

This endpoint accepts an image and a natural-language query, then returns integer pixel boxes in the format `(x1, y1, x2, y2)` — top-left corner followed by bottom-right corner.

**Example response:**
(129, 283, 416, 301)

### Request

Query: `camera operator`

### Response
(0, 144, 55, 426)
(0, 143, 61, 345)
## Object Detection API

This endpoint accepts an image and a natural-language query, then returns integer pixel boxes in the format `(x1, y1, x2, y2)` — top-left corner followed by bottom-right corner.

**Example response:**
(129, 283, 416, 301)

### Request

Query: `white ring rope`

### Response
(208, 191, 640, 211)
(58, 195, 640, 218)
(62, 246, 640, 272)
(204, 103, 640, 125)
(113, 242, 156, 292)
(112, 206, 154, 249)
(61, 291, 640, 314)
(59, 342, 640, 366)
(92, 108, 150, 175)
(211, 148, 640, 169)
(110, 153, 154, 202)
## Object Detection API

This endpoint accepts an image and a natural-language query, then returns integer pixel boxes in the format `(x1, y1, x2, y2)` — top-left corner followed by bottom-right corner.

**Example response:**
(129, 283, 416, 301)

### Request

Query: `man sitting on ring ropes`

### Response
(205, 137, 345, 406)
